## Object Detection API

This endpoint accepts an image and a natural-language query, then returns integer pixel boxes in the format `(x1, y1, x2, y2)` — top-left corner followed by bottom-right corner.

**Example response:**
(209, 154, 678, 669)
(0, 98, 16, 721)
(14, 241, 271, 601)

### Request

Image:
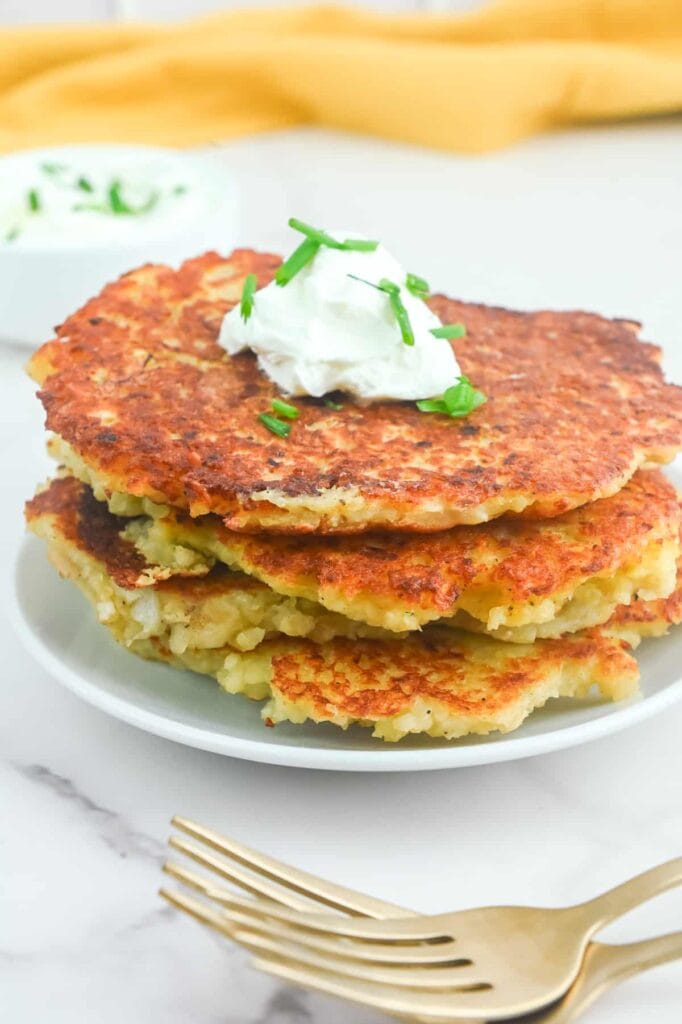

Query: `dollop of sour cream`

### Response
(218, 237, 461, 403)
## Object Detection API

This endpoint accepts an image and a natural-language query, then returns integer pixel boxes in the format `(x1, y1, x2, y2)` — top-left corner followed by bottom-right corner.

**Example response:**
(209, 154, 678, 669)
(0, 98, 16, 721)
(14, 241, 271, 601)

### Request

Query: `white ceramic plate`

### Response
(12, 533, 682, 772)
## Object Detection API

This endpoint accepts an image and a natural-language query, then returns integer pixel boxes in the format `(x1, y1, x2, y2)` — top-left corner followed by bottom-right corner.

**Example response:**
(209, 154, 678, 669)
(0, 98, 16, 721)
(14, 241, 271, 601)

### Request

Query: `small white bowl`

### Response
(0, 144, 240, 346)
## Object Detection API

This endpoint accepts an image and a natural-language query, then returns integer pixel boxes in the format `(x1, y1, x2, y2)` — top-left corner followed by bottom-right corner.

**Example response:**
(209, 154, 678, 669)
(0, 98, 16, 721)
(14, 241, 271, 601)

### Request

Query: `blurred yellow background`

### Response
(2, 0, 682, 154)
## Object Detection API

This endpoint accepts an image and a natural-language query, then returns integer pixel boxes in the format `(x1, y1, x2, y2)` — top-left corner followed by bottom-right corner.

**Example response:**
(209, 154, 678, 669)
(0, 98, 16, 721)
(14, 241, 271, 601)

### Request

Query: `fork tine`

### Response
(159, 886, 237, 938)
(162, 882, 452, 946)
(215, 905, 462, 965)
(163, 858, 285, 909)
(223, 913, 462, 966)
(164, 861, 332, 928)
(251, 954, 497, 1021)
(231, 926, 487, 991)
(165, 869, 462, 966)
(171, 816, 410, 918)
(161, 887, 488, 1019)
(167, 838, 318, 912)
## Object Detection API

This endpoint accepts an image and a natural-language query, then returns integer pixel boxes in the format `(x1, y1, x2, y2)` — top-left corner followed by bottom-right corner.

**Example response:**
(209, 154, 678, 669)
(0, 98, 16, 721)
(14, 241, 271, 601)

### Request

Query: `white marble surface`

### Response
(2, 123, 682, 1022)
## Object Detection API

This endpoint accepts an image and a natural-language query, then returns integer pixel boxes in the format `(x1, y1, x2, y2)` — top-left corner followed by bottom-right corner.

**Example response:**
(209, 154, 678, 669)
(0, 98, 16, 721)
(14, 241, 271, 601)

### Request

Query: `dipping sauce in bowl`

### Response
(0, 144, 239, 345)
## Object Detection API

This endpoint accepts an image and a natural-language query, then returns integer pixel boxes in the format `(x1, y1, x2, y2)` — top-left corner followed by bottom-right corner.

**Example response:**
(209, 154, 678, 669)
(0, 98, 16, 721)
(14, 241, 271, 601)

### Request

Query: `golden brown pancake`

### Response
(121, 469, 680, 641)
(25, 477, 643, 743)
(28, 250, 682, 534)
(130, 628, 639, 742)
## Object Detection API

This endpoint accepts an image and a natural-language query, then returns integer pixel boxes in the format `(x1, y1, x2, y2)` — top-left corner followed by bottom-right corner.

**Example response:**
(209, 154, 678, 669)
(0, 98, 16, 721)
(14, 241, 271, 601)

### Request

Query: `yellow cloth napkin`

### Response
(2, 0, 681, 154)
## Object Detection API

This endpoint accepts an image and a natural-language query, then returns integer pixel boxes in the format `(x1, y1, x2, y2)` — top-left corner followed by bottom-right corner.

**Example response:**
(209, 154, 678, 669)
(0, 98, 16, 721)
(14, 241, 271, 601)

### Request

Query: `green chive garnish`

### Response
(417, 375, 486, 418)
(405, 272, 430, 299)
(323, 397, 343, 410)
(342, 239, 379, 251)
(415, 398, 448, 414)
(288, 218, 379, 253)
(107, 179, 159, 216)
(348, 275, 415, 346)
(108, 180, 130, 214)
(27, 189, 41, 213)
(173, 184, 188, 195)
(431, 323, 467, 340)
(4, 227, 20, 243)
(272, 398, 299, 420)
(77, 176, 94, 193)
(258, 413, 291, 438)
(240, 273, 257, 322)
(379, 278, 414, 347)
(40, 162, 66, 175)
(275, 237, 320, 286)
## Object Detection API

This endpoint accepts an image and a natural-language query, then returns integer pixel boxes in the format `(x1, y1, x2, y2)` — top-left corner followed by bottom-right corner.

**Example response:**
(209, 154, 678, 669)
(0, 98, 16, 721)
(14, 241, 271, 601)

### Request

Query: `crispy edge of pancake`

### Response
(134, 630, 640, 743)
(28, 251, 682, 534)
(605, 552, 682, 647)
(24, 477, 392, 654)
(117, 470, 680, 641)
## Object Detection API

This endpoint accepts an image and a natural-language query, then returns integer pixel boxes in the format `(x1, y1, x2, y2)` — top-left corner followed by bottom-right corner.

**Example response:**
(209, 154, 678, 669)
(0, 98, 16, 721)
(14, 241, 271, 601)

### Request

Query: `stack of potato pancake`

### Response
(25, 250, 682, 742)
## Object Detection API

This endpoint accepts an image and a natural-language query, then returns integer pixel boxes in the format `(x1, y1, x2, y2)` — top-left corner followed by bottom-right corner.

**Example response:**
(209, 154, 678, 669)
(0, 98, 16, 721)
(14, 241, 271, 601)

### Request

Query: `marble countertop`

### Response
(2, 123, 681, 1023)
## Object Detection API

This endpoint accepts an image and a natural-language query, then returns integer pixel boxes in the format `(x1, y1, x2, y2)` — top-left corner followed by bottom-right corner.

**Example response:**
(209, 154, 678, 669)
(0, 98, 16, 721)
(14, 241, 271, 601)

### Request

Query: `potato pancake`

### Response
(117, 469, 679, 641)
(28, 250, 682, 534)
(27, 476, 680, 743)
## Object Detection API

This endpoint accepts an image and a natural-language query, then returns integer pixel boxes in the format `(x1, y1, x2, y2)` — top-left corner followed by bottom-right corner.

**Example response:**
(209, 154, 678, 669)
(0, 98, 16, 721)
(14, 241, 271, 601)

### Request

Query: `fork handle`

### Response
(594, 931, 682, 982)
(546, 932, 682, 1024)
(578, 857, 682, 934)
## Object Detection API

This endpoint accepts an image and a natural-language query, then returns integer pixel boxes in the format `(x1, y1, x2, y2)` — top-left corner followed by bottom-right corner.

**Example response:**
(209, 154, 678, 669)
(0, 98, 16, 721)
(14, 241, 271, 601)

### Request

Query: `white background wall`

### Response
(2, 0, 484, 22)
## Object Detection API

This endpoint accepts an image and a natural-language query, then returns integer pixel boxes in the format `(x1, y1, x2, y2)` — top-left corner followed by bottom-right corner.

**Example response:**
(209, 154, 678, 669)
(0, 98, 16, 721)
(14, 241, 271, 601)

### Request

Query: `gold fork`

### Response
(160, 817, 682, 1022)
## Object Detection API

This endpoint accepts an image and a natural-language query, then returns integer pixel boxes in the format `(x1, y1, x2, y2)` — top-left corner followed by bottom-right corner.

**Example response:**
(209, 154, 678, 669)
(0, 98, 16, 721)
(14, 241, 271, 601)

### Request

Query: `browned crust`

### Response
(28, 250, 682, 533)
(199, 469, 678, 616)
(266, 631, 637, 721)
(24, 475, 258, 596)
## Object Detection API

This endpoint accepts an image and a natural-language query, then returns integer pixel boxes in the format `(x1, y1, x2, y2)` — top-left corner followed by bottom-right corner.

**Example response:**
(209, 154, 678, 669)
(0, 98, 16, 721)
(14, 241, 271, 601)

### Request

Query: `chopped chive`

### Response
(258, 413, 291, 438)
(27, 189, 41, 213)
(443, 376, 477, 414)
(4, 227, 20, 243)
(417, 375, 486, 418)
(106, 179, 159, 216)
(108, 179, 130, 214)
(275, 237, 320, 286)
(384, 286, 414, 346)
(77, 176, 94, 193)
(416, 398, 448, 414)
(240, 273, 257, 322)
(405, 272, 430, 299)
(323, 397, 343, 410)
(378, 278, 400, 295)
(288, 218, 379, 253)
(40, 162, 66, 175)
(173, 184, 188, 195)
(431, 323, 467, 340)
(344, 238, 379, 251)
(272, 397, 299, 420)
(289, 218, 343, 249)
(348, 275, 415, 346)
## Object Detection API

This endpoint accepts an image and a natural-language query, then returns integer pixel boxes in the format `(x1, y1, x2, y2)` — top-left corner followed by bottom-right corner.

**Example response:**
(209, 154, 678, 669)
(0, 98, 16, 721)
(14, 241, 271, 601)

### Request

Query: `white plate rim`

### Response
(11, 535, 682, 772)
